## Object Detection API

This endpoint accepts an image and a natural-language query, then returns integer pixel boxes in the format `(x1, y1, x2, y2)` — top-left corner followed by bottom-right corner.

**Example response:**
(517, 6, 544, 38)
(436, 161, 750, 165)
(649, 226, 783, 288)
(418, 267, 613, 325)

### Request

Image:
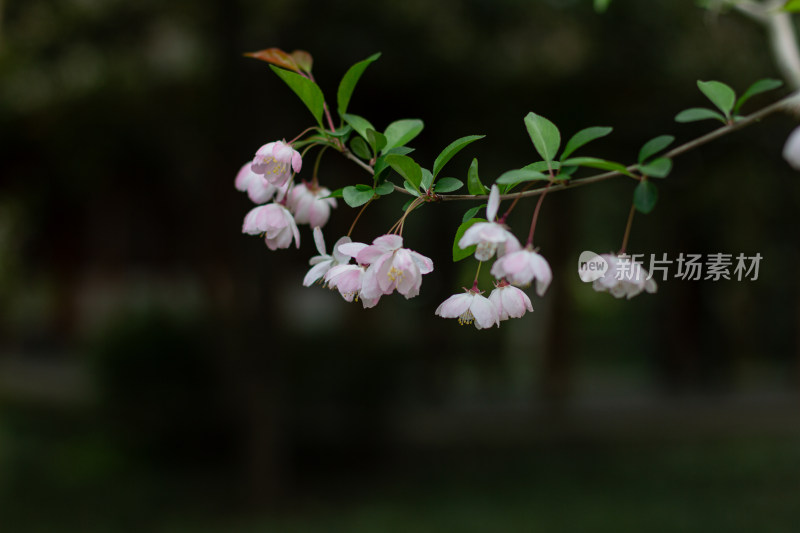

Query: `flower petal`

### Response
(486, 184, 500, 222)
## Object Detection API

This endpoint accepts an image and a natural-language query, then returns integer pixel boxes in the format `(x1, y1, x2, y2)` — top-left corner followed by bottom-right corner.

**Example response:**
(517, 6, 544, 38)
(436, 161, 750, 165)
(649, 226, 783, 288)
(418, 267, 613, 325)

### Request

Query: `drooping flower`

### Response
(458, 185, 520, 260)
(435, 288, 500, 329)
(782, 126, 800, 170)
(303, 227, 350, 287)
(488, 282, 533, 321)
(353, 235, 434, 300)
(235, 162, 290, 204)
(241, 203, 300, 250)
(591, 253, 657, 299)
(287, 182, 337, 228)
(490, 246, 552, 296)
(251, 140, 302, 187)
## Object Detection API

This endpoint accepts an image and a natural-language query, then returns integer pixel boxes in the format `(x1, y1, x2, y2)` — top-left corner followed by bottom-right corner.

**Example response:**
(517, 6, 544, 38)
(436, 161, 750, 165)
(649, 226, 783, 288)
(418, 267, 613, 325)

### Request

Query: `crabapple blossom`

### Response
(591, 254, 657, 299)
(235, 162, 293, 204)
(488, 282, 533, 321)
(324, 263, 381, 308)
(251, 140, 302, 186)
(303, 227, 350, 286)
(351, 235, 434, 300)
(435, 288, 500, 329)
(241, 203, 300, 251)
(287, 182, 337, 228)
(490, 246, 552, 296)
(458, 184, 520, 260)
(782, 126, 800, 171)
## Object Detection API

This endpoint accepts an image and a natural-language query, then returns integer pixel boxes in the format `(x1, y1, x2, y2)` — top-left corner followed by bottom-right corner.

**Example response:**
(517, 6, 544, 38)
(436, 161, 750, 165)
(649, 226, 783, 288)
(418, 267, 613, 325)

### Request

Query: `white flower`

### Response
(435, 288, 500, 329)
(241, 203, 300, 251)
(251, 140, 302, 186)
(235, 162, 279, 204)
(488, 283, 533, 321)
(303, 227, 350, 286)
(591, 254, 657, 299)
(348, 235, 434, 301)
(490, 246, 552, 296)
(783, 126, 800, 171)
(287, 183, 337, 228)
(458, 185, 520, 260)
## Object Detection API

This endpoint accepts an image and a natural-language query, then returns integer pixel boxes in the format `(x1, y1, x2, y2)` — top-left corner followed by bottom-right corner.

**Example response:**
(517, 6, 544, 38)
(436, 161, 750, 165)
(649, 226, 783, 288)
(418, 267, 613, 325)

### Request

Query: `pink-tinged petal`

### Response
(529, 253, 552, 296)
(488, 289, 505, 320)
(331, 236, 353, 264)
(470, 295, 500, 329)
(499, 234, 522, 256)
(502, 286, 532, 318)
(371, 234, 403, 251)
(235, 162, 253, 191)
(303, 260, 332, 287)
(355, 245, 387, 266)
(409, 251, 434, 274)
(308, 201, 331, 228)
(251, 142, 276, 174)
(289, 215, 300, 249)
(359, 265, 384, 300)
(312, 226, 326, 256)
(247, 176, 277, 204)
(375, 253, 396, 293)
(393, 249, 420, 297)
(435, 293, 473, 318)
(360, 294, 381, 308)
(271, 141, 294, 162)
(338, 242, 368, 260)
(486, 184, 500, 221)
(783, 126, 800, 170)
(291, 149, 303, 173)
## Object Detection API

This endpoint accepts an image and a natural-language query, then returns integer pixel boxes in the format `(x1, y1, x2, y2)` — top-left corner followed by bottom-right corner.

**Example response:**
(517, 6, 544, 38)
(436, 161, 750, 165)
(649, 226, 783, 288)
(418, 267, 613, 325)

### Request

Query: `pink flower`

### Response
(488, 282, 533, 320)
(235, 162, 290, 204)
(241, 203, 300, 251)
(353, 235, 434, 300)
(324, 263, 381, 308)
(490, 246, 552, 296)
(287, 183, 337, 228)
(251, 140, 302, 187)
(591, 254, 657, 299)
(458, 185, 520, 260)
(435, 288, 500, 329)
(303, 227, 350, 286)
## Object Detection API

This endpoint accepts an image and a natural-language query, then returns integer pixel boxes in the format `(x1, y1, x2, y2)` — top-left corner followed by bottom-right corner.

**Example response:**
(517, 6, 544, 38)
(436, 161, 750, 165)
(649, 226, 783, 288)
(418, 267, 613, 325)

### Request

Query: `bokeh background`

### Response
(2, 0, 800, 531)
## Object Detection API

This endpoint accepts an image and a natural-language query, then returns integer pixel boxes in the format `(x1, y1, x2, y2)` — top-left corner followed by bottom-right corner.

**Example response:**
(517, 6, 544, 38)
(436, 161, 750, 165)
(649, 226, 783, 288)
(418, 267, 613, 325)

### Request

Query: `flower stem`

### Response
(526, 183, 551, 247)
(312, 145, 329, 188)
(618, 202, 636, 255)
(472, 261, 483, 289)
(288, 126, 318, 145)
(347, 198, 373, 237)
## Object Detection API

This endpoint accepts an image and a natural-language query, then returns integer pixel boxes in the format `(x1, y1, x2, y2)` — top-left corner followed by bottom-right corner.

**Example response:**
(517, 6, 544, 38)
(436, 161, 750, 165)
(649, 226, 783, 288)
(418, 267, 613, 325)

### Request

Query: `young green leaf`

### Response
(697, 80, 736, 118)
(524, 112, 560, 164)
(342, 113, 375, 141)
(560, 157, 632, 176)
(350, 136, 372, 160)
(337, 52, 381, 116)
(421, 168, 434, 191)
(638, 157, 672, 178)
(366, 129, 387, 154)
(269, 65, 325, 127)
(323, 187, 345, 199)
(453, 218, 487, 262)
(674, 107, 727, 124)
(324, 125, 353, 138)
(382, 119, 424, 153)
(403, 181, 421, 197)
(638, 135, 675, 164)
(245, 48, 300, 72)
(734, 78, 783, 113)
(385, 154, 423, 190)
(375, 181, 394, 196)
(467, 158, 489, 195)
(633, 180, 658, 214)
(560, 126, 613, 160)
(432, 135, 485, 178)
(343, 185, 375, 207)
(434, 177, 464, 193)
(462, 204, 486, 223)
(290, 50, 313, 73)
(523, 161, 562, 173)
(495, 168, 549, 185)
(783, 0, 800, 12)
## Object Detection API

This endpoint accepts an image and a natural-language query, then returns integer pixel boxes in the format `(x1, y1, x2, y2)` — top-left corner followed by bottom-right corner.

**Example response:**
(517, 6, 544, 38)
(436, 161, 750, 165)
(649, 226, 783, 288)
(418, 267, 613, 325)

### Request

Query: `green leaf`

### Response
(522, 161, 562, 173)
(697, 80, 736, 118)
(375, 181, 394, 195)
(495, 168, 549, 185)
(434, 177, 463, 193)
(462, 204, 485, 223)
(633, 180, 658, 214)
(638, 135, 675, 164)
(323, 125, 353, 138)
(350, 137, 371, 160)
(401, 198, 415, 211)
(638, 157, 672, 178)
(467, 158, 489, 195)
(383, 146, 415, 156)
(269, 65, 325, 127)
(783, 0, 800, 12)
(342, 113, 375, 140)
(403, 181, 421, 197)
(560, 126, 613, 160)
(524, 112, 561, 164)
(674, 107, 727, 124)
(594, 0, 612, 13)
(421, 168, 434, 191)
(337, 52, 381, 116)
(323, 187, 345, 199)
(366, 129, 387, 154)
(432, 135, 485, 178)
(382, 119, 424, 153)
(560, 157, 632, 176)
(343, 185, 375, 207)
(734, 78, 783, 113)
(453, 218, 486, 262)
(385, 154, 423, 190)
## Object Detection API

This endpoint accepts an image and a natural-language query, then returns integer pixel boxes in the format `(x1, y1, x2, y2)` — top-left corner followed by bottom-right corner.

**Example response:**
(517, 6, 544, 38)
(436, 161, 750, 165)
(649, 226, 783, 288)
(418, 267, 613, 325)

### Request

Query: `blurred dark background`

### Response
(1, 0, 800, 531)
